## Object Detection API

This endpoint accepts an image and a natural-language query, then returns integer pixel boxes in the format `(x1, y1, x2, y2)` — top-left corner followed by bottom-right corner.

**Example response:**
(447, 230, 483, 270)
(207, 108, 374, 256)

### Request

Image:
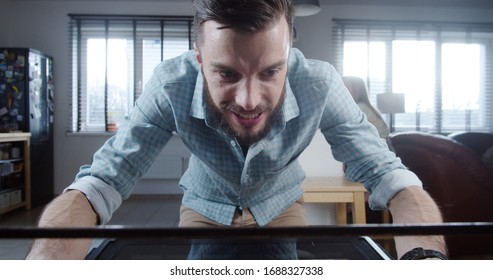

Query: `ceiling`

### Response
(11, 0, 493, 9)
(319, 0, 493, 8)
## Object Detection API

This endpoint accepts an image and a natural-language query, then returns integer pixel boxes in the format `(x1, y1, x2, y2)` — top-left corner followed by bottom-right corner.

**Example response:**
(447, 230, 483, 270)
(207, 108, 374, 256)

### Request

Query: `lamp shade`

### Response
(377, 93, 405, 114)
(293, 0, 321, 16)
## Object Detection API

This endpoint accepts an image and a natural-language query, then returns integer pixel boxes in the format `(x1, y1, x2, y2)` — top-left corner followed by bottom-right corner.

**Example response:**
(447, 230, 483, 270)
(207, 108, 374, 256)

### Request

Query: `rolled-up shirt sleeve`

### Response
(368, 168, 422, 210)
(64, 176, 123, 225)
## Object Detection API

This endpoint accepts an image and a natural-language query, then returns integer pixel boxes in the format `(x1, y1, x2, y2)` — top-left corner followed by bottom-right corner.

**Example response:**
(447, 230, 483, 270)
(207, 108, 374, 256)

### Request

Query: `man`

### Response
(27, 0, 446, 259)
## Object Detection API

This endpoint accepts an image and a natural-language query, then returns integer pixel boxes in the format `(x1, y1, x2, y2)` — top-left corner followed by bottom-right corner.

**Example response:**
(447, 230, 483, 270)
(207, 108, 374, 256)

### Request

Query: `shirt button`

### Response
(230, 140, 236, 147)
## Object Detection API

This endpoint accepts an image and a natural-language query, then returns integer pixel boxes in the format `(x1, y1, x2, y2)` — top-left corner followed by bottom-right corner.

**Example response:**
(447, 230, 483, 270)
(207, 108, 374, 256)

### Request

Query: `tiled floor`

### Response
(0, 194, 182, 260)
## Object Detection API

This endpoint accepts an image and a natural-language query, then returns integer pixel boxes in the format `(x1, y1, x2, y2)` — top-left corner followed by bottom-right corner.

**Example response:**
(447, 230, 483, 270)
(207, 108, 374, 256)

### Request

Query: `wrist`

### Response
(400, 247, 448, 260)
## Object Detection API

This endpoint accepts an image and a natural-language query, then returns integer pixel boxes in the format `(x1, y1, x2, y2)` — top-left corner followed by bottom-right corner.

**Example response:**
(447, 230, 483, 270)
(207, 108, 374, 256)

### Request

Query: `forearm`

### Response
(388, 186, 447, 258)
(26, 190, 99, 260)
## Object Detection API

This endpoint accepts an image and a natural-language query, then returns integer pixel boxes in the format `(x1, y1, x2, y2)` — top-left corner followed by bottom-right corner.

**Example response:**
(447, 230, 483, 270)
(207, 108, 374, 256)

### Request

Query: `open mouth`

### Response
(236, 112, 261, 119)
(231, 111, 264, 127)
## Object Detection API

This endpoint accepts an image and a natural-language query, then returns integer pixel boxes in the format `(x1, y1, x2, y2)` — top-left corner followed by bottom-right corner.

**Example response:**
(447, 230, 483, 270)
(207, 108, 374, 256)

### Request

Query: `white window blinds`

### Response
(332, 19, 493, 133)
(69, 15, 193, 132)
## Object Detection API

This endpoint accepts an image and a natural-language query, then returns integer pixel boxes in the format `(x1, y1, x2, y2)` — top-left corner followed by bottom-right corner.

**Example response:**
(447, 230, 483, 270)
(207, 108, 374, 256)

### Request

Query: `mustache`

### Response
(221, 103, 274, 114)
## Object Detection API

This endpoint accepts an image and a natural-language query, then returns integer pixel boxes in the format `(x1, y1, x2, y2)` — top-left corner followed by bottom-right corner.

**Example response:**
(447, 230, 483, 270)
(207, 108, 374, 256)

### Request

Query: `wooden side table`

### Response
(302, 177, 367, 224)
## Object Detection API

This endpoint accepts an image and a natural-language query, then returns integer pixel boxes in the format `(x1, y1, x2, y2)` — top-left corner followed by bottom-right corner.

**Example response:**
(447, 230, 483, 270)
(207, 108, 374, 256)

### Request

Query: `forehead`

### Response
(199, 19, 290, 70)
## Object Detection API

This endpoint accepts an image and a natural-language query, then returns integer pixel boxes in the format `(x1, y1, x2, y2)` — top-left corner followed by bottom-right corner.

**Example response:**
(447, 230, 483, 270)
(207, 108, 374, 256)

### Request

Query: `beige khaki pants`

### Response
(179, 199, 307, 228)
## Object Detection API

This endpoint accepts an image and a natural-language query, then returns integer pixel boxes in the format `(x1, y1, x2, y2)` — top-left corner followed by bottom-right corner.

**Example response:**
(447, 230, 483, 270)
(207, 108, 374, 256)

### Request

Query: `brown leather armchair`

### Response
(390, 131, 493, 259)
(449, 131, 493, 159)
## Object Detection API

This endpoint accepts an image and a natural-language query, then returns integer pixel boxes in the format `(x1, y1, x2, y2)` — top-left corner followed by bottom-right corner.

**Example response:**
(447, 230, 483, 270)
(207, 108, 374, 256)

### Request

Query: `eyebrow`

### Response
(210, 59, 287, 72)
(263, 60, 288, 71)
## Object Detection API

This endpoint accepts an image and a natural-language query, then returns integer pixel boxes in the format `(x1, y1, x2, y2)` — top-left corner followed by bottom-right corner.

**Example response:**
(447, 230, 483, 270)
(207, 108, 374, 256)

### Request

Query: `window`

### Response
(70, 15, 193, 132)
(333, 20, 493, 133)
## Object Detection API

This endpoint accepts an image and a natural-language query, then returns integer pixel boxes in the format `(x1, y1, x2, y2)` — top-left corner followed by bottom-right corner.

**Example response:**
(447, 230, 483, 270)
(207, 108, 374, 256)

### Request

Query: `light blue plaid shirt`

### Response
(67, 48, 421, 226)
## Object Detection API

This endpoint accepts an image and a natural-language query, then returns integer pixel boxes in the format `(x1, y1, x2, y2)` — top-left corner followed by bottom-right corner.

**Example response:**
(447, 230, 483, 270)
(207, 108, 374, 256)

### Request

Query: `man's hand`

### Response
(388, 186, 447, 259)
(26, 190, 99, 259)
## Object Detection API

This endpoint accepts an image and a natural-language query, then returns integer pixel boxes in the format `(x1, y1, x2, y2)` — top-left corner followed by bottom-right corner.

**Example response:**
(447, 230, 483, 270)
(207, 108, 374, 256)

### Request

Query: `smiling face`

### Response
(195, 18, 291, 146)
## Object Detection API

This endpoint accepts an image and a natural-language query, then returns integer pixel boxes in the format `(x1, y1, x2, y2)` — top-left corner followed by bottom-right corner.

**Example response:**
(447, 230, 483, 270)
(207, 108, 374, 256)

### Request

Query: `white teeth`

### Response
(238, 113, 259, 119)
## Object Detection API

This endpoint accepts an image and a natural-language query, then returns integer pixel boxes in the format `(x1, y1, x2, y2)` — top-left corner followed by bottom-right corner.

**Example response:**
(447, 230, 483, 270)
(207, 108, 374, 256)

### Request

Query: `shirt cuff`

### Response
(64, 176, 123, 225)
(368, 168, 423, 210)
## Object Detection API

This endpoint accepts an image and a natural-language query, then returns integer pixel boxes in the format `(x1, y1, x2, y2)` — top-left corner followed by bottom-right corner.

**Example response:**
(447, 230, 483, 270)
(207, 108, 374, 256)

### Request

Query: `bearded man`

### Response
(27, 0, 446, 260)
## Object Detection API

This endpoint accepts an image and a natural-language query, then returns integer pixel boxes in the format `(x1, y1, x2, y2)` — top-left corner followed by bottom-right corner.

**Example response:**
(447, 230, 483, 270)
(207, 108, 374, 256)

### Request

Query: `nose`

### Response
(235, 78, 262, 110)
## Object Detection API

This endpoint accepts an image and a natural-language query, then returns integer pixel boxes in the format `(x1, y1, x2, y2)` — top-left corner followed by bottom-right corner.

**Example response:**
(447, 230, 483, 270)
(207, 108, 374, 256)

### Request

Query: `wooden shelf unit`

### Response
(0, 133, 31, 215)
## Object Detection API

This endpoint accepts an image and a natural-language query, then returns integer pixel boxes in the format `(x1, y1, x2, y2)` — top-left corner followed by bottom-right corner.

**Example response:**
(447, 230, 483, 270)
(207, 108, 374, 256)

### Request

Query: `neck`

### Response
(238, 140, 250, 157)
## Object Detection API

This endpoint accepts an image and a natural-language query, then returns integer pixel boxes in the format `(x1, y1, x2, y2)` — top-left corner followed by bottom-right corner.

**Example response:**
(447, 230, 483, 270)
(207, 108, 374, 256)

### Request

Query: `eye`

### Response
(218, 70, 239, 81)
(260, 69, 279, 79)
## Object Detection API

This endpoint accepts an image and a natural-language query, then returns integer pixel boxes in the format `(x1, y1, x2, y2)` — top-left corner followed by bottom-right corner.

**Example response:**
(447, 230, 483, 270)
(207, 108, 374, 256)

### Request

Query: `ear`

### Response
(193, 43, 202, 65)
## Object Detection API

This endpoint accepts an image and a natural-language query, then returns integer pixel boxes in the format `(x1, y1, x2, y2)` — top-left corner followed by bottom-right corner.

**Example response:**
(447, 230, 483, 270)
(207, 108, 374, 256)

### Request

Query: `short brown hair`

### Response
(192, 0, 295, 47)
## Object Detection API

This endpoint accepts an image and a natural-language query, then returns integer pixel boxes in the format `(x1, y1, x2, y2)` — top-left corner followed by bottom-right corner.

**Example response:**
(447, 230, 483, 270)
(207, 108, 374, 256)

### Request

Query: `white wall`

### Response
(2, 0, 493, 196)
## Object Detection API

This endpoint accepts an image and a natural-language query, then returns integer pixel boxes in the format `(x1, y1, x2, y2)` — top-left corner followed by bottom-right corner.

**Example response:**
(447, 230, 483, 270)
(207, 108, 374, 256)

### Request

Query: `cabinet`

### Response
(0, 133, 31, 215)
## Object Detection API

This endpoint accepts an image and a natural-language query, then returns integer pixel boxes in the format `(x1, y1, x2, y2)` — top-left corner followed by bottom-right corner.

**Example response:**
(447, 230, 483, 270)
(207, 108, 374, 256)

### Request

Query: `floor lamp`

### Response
(377, 93, 405, 133)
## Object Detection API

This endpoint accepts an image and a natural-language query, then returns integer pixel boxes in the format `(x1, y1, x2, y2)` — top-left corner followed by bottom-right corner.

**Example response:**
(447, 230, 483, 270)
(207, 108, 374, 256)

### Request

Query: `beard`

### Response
(203, 75, 285, 147)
